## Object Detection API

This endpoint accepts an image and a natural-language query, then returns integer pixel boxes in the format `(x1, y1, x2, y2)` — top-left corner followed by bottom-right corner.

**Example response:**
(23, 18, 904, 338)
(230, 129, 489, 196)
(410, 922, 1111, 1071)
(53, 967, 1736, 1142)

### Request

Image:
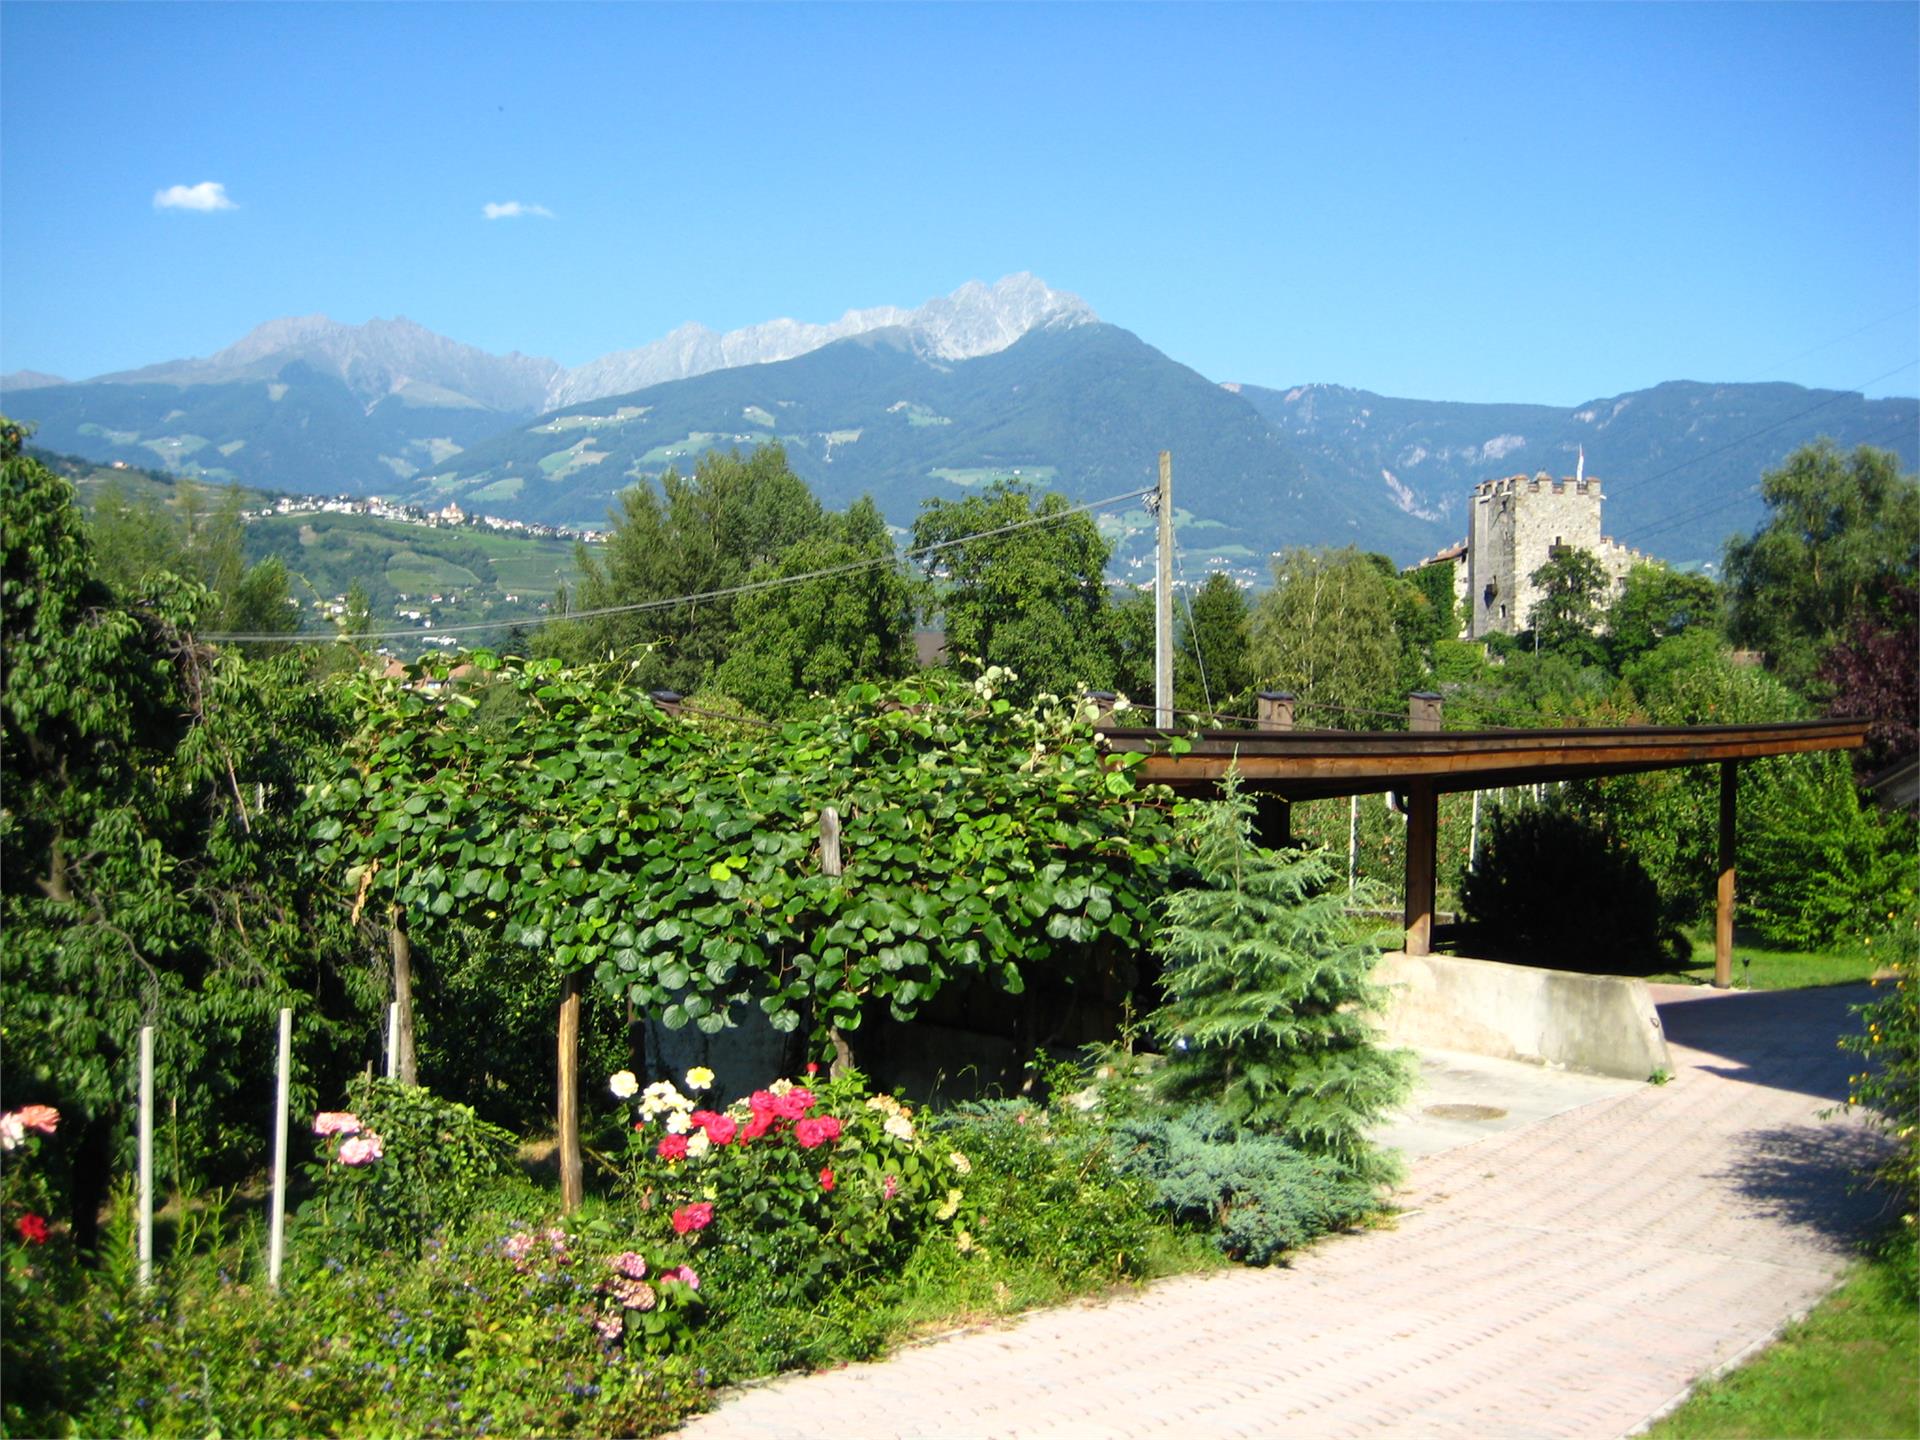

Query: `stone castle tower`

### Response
(1420, 471, 1646, 640)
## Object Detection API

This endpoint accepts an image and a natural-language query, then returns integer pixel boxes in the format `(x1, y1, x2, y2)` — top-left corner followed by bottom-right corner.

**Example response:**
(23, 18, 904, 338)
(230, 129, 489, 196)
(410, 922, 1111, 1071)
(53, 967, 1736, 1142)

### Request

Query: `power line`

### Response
(1602, 357, 1918, 511)
(201, 485, 1153, 645)
(1622, 410, 1920, 547)
(1749, 303, 1919, 382)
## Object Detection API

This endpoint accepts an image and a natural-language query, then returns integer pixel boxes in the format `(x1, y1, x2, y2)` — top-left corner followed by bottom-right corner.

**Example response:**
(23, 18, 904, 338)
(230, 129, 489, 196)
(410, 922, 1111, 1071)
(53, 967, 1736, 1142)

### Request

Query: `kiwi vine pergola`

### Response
(1099, 697, 1871, 985)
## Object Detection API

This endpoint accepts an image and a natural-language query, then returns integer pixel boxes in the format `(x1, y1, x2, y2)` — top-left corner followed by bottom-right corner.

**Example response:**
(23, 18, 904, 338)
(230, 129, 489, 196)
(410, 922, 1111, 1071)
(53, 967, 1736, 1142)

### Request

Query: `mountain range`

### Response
(5, 274, 1915, 573)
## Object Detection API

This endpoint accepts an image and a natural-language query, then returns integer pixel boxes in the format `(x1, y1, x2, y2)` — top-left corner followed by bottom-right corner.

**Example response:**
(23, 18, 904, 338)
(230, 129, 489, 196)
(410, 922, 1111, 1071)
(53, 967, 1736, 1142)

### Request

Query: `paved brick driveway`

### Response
(675, 983, 1893, 1440)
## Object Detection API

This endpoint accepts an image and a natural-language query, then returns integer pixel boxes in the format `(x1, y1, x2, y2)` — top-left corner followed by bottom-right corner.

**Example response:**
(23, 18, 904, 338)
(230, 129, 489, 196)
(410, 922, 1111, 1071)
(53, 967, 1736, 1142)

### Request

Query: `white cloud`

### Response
(483, 200, 554, 221)
(154, 181, 238, 212)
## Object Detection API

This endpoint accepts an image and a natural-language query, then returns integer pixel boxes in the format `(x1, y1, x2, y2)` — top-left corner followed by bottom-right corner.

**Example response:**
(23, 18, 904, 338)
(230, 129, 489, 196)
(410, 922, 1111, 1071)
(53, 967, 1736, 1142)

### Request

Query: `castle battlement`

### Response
(1472, 471, 1605, 501)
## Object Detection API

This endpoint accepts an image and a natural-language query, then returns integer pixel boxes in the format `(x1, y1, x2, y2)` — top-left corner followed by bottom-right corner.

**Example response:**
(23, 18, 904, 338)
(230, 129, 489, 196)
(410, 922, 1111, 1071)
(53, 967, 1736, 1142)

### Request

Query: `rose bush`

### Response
(613, 1067, 965, 1304)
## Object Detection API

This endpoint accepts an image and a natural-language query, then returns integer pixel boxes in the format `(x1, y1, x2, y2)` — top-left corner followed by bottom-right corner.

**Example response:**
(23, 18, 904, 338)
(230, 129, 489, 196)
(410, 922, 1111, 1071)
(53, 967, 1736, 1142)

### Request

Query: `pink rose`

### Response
(691, 1110, 737, 1145)
(670, 1202, 713, 1235)
(793, 1115, 842, 1150)
(656, 1133, 688, 1161)
(337, 1132, 384, 1166)
(772, 1088, 814, 1122)
(313, 1111, 361, 1137)
(13, 1105, 58, 1136)
(883, 1174, 900, 1200)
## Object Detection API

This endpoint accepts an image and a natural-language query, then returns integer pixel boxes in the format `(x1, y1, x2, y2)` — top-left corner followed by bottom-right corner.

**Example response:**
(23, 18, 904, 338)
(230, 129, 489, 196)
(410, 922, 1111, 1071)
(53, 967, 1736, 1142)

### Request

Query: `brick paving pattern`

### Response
(675, 983, 1894, 1440)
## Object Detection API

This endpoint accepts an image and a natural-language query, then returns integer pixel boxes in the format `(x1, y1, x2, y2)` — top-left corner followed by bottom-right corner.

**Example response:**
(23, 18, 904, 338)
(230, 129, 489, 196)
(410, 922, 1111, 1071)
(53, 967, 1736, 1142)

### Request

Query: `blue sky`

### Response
(3, 2, 1915, 405)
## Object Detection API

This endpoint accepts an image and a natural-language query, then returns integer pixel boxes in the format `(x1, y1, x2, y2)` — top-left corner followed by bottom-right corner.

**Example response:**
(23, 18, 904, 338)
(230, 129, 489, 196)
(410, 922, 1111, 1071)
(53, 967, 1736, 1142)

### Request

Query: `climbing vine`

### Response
(304, 657, 1174, 1055)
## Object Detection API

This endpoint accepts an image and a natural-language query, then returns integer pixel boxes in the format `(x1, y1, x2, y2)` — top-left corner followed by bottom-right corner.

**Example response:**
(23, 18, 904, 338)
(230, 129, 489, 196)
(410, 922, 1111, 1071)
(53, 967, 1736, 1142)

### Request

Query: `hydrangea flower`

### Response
(337, 1132, 384, 1166)
(883, 1114, 915, 1142)
(948, 1151, 973, 1176)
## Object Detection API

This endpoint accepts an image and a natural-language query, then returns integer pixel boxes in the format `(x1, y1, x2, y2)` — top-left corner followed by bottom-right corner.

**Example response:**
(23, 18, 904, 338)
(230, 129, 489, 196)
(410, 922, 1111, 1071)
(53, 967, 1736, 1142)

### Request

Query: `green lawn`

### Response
(1646, 1238, 1918, 1439)
(1646, 929, 1884, 990)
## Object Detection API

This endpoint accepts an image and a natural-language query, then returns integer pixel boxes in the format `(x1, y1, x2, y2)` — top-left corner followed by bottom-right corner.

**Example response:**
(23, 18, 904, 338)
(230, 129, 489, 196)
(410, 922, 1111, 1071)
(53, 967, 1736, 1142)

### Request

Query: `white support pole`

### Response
(1469, 790, 1483, 870)
(268, 1007, 291, 1290)
(138, 1025, 154, 1289)
(1347, 794, 1359, 897)
(385, 1001, 399, 1080)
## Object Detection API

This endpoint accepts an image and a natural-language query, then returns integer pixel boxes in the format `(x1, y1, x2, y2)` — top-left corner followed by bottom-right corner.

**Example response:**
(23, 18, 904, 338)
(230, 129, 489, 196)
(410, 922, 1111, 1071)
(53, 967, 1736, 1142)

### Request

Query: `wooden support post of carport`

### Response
(1715, 760, 1737, 989)
(1402, 781, 1438, 956)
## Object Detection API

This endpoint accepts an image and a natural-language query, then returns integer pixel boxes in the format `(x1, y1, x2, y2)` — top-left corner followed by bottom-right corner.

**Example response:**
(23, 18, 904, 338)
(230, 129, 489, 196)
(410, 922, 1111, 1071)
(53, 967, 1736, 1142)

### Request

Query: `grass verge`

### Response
(1645, 929, 1882, 990)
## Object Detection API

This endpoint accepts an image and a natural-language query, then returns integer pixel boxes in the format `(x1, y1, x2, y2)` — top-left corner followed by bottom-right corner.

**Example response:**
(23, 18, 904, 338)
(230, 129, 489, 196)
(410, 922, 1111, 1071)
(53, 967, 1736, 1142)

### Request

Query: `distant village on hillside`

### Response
(252, 491, 608, 545)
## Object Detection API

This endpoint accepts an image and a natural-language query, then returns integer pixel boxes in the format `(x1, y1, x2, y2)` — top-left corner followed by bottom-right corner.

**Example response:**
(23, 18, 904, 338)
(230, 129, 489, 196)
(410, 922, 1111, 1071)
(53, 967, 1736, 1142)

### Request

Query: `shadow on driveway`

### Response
(1654, 982, 1874, 1105)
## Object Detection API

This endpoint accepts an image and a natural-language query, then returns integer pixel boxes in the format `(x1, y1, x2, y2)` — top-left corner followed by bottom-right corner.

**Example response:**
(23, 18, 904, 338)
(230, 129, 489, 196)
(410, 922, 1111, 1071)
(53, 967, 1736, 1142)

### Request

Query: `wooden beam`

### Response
(1404, 782, 1438, 957)
(1715, 761, 1737, 989)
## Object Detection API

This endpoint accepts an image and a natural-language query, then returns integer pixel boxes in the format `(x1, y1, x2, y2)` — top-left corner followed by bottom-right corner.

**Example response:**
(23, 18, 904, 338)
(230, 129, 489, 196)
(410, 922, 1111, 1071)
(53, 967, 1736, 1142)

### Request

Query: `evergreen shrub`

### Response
(1111, 1106, 1381, 1264)
(1148, 781, 1411, 1174)
(1460, 800, 1677, 973)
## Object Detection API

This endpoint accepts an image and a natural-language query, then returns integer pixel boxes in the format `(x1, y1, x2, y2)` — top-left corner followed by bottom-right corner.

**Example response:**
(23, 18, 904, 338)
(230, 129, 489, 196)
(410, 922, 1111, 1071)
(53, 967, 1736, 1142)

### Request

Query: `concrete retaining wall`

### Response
(1372, 951, 1671, 1080)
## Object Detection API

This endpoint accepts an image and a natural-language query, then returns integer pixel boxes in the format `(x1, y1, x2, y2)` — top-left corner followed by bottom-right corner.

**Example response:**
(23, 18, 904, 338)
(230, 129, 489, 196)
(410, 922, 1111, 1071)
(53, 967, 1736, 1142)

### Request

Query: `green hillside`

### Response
(243, 512, 582, 639)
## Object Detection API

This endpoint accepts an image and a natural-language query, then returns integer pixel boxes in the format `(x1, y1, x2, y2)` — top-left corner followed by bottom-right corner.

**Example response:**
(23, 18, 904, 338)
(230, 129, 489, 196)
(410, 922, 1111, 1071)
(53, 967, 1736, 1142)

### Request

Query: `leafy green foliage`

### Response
(1111, 1105, 1383, 1264)
(1, 421, 373, 1224)
(5, 1196, 709, 1440)
(929, 1097, 1163, 1286)
(1176, 571, 1253, 716)
(1460, 800, 1675, 973)
(1839, 953, 1917, 1251)
(544, 445, 828, 689)
(1147, 784, 1411, 1172)
(1607, 562, 1721, 668)
(88, 476, 297, 641)
(1723, 441, 1919, 691)
(1527, 546, 1609, 661)
(913, 481, 1119, 700)
(711, 495, 919, 715)
(305, 659, 1173, 1056)
(298, 1078, 517, 1258)
(1249, 547, 1405, 726)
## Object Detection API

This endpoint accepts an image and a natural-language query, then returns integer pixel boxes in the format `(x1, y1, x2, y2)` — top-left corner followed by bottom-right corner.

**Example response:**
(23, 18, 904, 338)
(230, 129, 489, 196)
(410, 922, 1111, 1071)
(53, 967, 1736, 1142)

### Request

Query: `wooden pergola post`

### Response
(1403, 781, 1438, 956)
(1714, 761, 1737, 989)
(557, 970, 584, 1211)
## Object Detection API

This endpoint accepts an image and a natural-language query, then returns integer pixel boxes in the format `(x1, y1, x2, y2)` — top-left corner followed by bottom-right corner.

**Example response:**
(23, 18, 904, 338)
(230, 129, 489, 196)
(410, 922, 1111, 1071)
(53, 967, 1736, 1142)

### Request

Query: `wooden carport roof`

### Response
(1102, 717, 1870, 799)
(1099, 715, 1871, 981)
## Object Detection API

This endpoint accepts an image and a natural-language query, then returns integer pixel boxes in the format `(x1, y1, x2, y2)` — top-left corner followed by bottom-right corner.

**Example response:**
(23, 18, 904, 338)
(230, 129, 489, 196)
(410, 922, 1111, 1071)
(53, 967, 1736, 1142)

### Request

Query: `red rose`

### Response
(819, 1166, 835, 1192)
(15, 1214, 48, 1245)
(740, 1111, 773, 1143)
(700, 1114, 738, 1146)
(670, 1202, 713, 1235)
(656, 1133, 688, 1161)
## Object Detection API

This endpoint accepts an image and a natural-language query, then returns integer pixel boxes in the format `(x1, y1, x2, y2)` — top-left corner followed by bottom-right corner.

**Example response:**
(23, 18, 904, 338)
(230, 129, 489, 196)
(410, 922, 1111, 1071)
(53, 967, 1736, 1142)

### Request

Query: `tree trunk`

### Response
(388, 905, 418, 1085)
(557, 970, 584, 1212)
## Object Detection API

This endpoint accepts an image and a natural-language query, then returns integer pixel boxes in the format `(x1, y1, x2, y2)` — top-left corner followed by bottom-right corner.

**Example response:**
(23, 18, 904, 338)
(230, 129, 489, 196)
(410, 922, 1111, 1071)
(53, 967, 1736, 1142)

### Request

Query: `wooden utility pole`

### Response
(1715, 762, 1738, 988)
(1155, 451, 1173, 730)
(557, 971, 584, 1211)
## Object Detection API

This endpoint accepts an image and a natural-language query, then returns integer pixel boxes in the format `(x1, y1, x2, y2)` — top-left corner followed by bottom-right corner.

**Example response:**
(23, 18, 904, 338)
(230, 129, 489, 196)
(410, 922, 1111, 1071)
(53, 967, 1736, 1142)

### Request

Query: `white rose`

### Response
(608, 1070, 639, 1100)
